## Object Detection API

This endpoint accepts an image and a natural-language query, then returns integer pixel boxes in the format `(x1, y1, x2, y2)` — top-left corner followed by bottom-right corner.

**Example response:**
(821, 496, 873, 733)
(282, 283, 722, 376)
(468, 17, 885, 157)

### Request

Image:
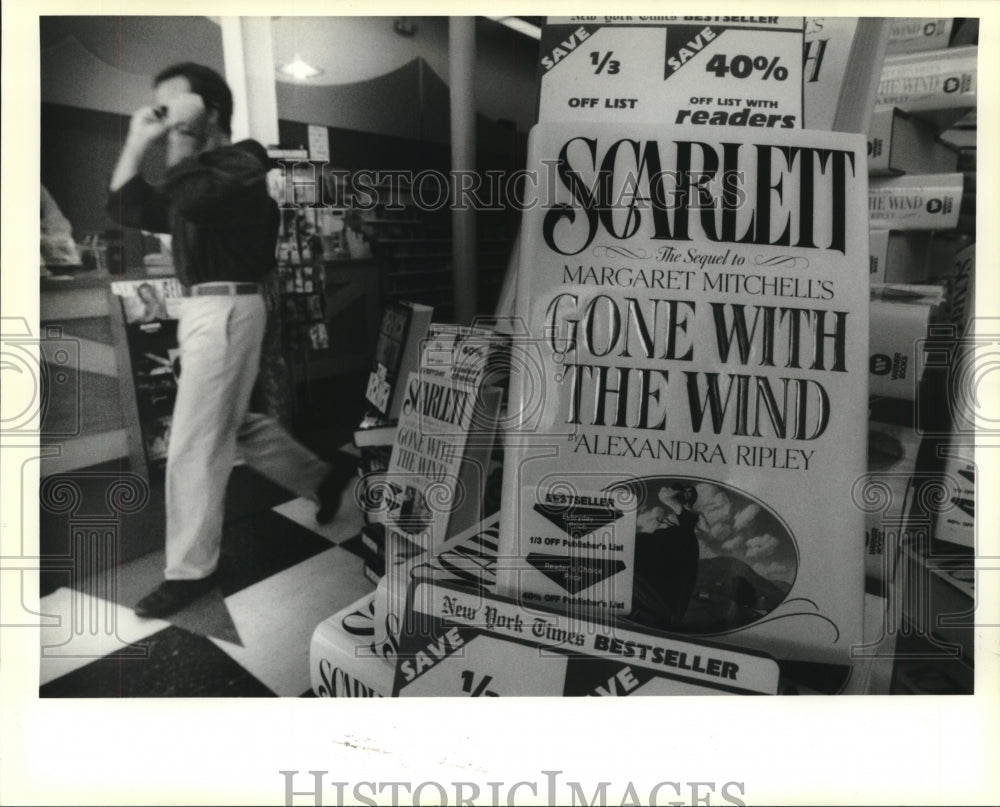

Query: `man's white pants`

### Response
(165, 294, 330, 580)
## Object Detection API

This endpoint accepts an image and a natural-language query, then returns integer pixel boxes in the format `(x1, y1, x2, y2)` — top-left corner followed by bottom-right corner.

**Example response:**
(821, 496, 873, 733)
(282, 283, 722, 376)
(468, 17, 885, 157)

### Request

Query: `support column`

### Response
(220, 17, 279, 146)
(449, 17, 476, 324)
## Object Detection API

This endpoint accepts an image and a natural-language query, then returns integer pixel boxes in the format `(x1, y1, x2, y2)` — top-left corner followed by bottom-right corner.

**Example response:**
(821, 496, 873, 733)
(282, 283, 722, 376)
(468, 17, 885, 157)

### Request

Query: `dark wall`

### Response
(277, 115, 526, 174)
(41, 103, 165, 269)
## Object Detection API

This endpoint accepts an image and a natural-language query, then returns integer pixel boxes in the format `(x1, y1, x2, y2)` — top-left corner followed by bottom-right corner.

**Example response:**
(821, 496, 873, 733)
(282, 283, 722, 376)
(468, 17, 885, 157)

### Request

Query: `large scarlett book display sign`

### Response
(496, 123, 870, 664)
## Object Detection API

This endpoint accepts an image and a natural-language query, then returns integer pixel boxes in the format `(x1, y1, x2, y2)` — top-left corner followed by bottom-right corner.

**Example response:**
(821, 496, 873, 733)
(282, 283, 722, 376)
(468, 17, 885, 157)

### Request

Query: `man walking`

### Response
(108, 63, 351, 618)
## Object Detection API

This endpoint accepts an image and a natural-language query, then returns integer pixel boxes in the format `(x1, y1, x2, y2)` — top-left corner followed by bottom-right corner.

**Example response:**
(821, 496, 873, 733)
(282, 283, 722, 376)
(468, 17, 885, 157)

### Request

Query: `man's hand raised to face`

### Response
(110, 105, 170, 190)
(126, 105, 169, 150)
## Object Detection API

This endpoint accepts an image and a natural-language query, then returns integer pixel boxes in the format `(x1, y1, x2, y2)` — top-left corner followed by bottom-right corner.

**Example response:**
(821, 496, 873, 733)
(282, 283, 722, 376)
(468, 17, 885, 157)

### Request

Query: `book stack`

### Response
(352, 301, 433, 528)
(310, 314, 511, 695)
(866, 20, 978, 409)
(864, 20, 978, 695)
(869, 30, 977, 233)
(374, 324, 504, 596)
(885, 18, 953, 55)
(868, 284, 941, 401)
(874, 44, 976, 130)
(803, 27, 959, 687)
(358, 300, 434, 433)
(867, 108, 958, 177)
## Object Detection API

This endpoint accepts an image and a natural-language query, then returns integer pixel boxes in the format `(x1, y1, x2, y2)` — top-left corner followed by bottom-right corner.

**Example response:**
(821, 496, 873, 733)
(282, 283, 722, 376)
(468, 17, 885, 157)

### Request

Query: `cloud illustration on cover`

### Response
(733, 503, 760, 532)
(745, 533, 780, 560)
(694, 483, 736, 545)
(721, 533, 746, 554)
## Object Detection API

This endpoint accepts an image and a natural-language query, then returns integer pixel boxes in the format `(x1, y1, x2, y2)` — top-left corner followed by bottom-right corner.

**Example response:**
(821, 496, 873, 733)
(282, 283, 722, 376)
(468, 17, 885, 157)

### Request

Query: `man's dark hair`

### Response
(154, 62, 233, 135)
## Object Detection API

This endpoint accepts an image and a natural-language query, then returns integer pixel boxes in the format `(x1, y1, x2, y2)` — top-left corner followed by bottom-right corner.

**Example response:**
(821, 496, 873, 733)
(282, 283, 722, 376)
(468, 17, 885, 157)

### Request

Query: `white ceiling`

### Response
(209, 16, 537, 87)
(270, 16, 452, 86)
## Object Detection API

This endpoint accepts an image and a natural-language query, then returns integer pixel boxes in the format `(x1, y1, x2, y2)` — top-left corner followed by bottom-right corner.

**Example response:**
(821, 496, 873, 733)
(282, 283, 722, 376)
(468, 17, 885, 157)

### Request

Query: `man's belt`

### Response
(187, 282, 262, 296)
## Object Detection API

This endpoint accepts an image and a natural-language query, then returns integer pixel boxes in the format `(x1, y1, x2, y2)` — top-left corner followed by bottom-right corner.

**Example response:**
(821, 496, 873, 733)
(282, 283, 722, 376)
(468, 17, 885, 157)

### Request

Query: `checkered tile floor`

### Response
(38, 464, 375, 698)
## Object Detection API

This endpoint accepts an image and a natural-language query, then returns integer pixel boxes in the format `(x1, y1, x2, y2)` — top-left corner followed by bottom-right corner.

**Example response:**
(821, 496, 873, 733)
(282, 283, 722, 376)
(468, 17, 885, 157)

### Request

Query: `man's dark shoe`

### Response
(134, 577, 217, 619)
(316, 454, 358, 525)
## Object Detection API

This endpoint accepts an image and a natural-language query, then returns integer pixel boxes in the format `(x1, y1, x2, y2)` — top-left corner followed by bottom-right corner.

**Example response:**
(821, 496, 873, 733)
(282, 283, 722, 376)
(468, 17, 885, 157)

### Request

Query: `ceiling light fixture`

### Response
(487, 16, 542, 40)
(278, 57, 322, 81)
(394, 18, 417, 37)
